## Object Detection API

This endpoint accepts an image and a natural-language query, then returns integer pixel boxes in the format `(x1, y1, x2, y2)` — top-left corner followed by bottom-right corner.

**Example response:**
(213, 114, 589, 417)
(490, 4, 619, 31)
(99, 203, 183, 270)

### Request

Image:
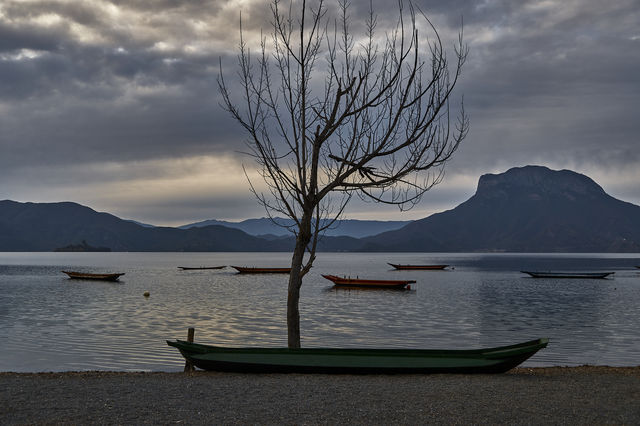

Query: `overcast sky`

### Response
(1, 0, 639, 226)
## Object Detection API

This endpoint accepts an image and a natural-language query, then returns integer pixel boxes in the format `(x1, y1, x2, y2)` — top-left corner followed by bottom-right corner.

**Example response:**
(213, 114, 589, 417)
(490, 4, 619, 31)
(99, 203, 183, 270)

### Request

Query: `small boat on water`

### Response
(521, 271, 614, 279)
(178, 266, 226, 270)
(231, 266, 291, 274)
(322, 274, 415, 289)
(62, 271, 125, 281)
(166, 338, 549, 374)
(388, 263, 448, 270)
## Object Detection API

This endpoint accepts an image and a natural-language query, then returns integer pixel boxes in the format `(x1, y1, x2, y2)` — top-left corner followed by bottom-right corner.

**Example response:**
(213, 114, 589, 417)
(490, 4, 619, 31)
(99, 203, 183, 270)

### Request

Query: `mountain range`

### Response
(1, 165, 639, 252)
(179, 217, 411, 239)
(0, 200, 291, 252)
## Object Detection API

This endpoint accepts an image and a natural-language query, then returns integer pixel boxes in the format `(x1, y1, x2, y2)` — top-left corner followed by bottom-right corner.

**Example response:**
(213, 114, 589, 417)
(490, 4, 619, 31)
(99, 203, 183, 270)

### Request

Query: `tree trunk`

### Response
(287, 212, 312, 348)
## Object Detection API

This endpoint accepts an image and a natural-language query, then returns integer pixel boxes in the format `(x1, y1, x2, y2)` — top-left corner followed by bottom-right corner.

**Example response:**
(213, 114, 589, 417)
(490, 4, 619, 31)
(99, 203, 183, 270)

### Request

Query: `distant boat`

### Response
(231, 266, 291, 274)
(178, 266, 226, 270)
(388, 263, 448, 270)
(166, 338, 549, 374)
(62, 271, 125, 281)
(322, 274, 415, 289)
(521, 271, 614, 279)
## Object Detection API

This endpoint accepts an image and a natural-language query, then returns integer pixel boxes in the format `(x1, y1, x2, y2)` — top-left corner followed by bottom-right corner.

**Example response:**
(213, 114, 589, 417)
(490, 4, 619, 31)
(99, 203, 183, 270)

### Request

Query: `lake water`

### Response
(1, 252, 639, 372)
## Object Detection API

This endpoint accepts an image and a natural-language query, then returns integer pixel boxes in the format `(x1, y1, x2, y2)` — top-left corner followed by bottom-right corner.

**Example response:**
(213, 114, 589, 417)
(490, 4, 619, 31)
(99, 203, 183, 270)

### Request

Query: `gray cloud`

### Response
(447, 0, 640, 174)
(1, 0, 639, 224)
(116, 195, 266, 226)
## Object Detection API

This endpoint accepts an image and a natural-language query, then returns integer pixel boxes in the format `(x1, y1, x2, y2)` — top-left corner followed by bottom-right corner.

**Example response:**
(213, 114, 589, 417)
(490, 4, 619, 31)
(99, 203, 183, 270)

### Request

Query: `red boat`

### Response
(322, 274, 415, 289)
(388, 263, 448, 270)
(231, 266, 291, 274)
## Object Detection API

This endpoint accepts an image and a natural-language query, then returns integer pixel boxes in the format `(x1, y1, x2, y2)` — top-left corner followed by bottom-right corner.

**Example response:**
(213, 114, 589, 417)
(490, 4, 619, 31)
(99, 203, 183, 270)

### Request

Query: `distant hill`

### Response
(126, 219, 156, 228)
(0, 200, 292, 252)
(180, 217, 411, 238)
(361, 165, 640, 252)
(54, 240, 111, 252)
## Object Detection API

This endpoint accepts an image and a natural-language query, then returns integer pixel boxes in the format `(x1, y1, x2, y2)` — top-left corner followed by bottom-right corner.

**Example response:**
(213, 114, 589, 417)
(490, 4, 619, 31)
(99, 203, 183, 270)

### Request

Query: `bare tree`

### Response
(219, 0, 469, 348)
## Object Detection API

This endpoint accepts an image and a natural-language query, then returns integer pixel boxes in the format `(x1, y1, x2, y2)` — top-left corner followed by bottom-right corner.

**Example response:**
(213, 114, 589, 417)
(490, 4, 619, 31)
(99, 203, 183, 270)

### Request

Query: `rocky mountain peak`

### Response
(475, 165, 606, 200)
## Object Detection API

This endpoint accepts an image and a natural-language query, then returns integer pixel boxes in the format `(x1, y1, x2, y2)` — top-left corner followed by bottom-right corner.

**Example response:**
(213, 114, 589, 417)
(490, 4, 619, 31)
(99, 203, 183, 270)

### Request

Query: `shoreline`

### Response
(2, 366, 639, 424)
(2, 364, 639, 376)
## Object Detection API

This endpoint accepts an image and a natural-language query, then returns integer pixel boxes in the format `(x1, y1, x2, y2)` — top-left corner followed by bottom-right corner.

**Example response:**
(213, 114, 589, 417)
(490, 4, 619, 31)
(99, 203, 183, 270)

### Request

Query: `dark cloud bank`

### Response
(1, 0, 638, 224)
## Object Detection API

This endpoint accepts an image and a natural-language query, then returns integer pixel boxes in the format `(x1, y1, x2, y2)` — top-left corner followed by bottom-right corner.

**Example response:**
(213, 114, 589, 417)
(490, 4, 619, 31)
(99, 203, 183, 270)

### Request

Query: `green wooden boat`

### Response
(166, 338, 548, 374)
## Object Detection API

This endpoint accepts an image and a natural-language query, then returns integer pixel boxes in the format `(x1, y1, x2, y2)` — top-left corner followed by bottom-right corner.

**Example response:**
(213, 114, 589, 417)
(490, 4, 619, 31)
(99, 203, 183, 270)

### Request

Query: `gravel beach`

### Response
(1, 367, 639, 425)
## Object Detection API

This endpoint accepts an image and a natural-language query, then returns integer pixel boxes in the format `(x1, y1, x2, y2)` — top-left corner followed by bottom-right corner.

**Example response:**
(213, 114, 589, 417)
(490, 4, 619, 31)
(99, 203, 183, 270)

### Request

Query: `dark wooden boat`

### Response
(388, 263, 448, 270)
(62, 271, 125, 281)
(178, 266, 226, 270)
(521, 271, 614, 279)
(166, 338, 549, 374)
(322, 274, 415, 288)
(231, 266, 291, 274)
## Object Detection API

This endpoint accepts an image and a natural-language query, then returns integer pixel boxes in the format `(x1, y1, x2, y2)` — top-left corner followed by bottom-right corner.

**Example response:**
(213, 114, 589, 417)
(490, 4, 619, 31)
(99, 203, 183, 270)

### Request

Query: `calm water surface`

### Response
(1, 252, 639, 372)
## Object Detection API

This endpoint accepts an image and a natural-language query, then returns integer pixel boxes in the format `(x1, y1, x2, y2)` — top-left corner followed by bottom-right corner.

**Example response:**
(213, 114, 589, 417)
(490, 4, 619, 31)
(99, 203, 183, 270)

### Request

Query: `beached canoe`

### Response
(166, 338, 549, 374)
(62, 271, 125, 281)
(322, 274, 415, 288)
(388, 263, 448, 270)
(178, 266, 226, 270)
(231, 266, 291, 274)
(521, 271, 614, 279)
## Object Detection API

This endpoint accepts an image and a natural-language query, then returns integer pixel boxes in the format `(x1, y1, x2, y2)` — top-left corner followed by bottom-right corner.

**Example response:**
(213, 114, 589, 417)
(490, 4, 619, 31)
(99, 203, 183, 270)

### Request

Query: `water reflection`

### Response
(0, 252, 639, 371)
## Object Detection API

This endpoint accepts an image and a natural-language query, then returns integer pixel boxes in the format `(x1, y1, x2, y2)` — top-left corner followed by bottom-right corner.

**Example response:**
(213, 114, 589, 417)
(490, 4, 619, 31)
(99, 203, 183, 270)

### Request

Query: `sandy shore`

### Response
(1, 367, 639, 425)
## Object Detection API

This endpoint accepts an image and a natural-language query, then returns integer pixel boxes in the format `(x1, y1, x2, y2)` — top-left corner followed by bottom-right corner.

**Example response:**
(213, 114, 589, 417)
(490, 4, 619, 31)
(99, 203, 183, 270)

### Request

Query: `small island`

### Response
(54, 240, 111, 252)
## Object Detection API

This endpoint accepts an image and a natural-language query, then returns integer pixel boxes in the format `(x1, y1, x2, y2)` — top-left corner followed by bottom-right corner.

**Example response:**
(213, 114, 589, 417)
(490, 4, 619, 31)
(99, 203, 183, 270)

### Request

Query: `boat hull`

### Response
(388, 263, 448, 270)
(167, 338, 549, 374)
(322, 274, 415, 288)
(178, 266, 226, 270)
(231, 266, 291, 274)
(62, 271, 124, 281)
(521, 271, 614, 279)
